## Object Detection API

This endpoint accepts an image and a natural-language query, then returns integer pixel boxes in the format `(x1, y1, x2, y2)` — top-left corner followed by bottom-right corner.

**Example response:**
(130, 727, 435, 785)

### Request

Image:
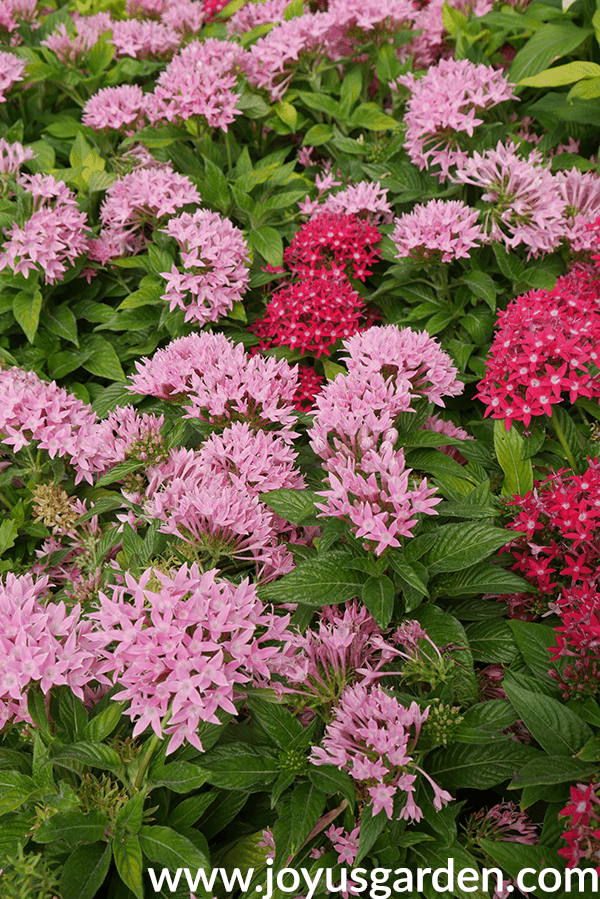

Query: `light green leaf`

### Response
(509, 23, 593, 83)
(249, 226, 284, 267)
(519, 60, 600, 88)
(113, 834, 143, 899)
(442, 2, 468, 34)
(13, 289, 42, 343)
(361, 575, 395, 629)
(494, 419, 534, 497)
(301, 124, 334, 146)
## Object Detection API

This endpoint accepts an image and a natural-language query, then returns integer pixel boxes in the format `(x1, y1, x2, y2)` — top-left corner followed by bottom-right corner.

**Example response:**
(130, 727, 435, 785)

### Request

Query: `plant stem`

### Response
(551, 408, 580, 474)
(132, 711, 171, 792)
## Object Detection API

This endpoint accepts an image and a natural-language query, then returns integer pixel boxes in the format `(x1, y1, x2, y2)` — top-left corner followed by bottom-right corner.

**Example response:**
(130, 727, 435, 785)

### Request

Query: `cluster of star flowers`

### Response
(0, 0, 38, 39)
(464, 801, 538, 847)
(0, 572, 102, 730)
(110, 0, 205, 60)
(82, 84, 149, 133)
(392, 198, 486, 264)
(251, 212, 382, 357)
(550, 581, 600, 698)
(0, 367, 101, 485)
(0, 137, 35, 181)
(88, 564, 291, 753)
(128, 333, 311, 580)
(557, 780, 600, 871)
(311, 682, 453, 820)
(88, 164, 200, 264)
(159, 209, 250, 325)
(0, 50, 24, 101)
(0, 173, 89, 284)
(500, 458, 600, 620)
(298, 178, 394, 225)
(309, 325, 462, 554)
(397, 58, 517, 179)
(477, 267, 600, 429)
(40, 12, 113, 65)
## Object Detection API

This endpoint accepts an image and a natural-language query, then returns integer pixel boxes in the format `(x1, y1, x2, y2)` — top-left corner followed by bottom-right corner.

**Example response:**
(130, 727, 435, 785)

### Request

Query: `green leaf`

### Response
(375, 43, 402, 84)
(96, 459, 143, 487)
(119, 275, 165, 309)
(80, 335, 125, 381)
(428, 740, 539, 789)
(410, 842, 486, 899)
(84, 702, 124, 743)
(116, 792, 146, 836)
(26, 139, 56, 173)
(33, 810, 110, 845)
(519, 60, 600, 88)
(139, 825, 210, 873)
(423, 522, 511, 574)
(301, 124, 334, 146)
(340, 66, 363, 112)
(0, 520, 17, 557)
(168, 793, 216, 829)
(258, 550, 368, 607)
(411, 604, 478, 704)
(261, 489, 318, 525)
(273, 101, 298, 130)
(509, 23, 593, 83)
(13, 289, 42, 343)
(479, 840, 565, 897)
(198, 745, 280, 791)
(290, 782, 326, 851)
(465, 619, 517, 665)
(494, 420, 534, 497)
(247, 697, 304, 749)
(361, 574, 395, 629)
(308, 765, 355, 809)
(577, 736, 600, 762)
(50, 741, 125, 776)
(87, 32, 114, 75)
(508, 620, 556, 681)
(60, 842, 112, 899)
(41, 303, 78, 345)
(148, 761, 207, 793)
(113, 834, 143, 899)
(510, 756, 598, 787)
(442, 2, 468, 34)
(389, 554, 430, 598)
(503, 682, 592, 756)
(350, 103, 398, 131)
(249, 226, 284, 267)
(203, 158, 229, 209)
(460, 270, 497, 311)
(356, 804, 387, 864)
(433, 562, 529, 597)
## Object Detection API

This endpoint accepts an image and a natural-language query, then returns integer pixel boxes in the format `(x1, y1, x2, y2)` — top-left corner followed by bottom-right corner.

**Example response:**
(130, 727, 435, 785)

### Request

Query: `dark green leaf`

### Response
(34, 809, 110, 845)
(503, 682, 592, 756)
(198, 745, 279, 791)
(361, 574, 395, 629)
(290, 782, 326, 851)
(423, 522, 511, 574)
(13, 289, 42, 343)
(249, 226, 284, 266)
(428, 740, 539, 789)
(258, 550, 368, 607)
(247, 697, 304, 749)
(494, 420, 534, 497)
(509, 756, 597, 788)
(261, 489, 319, 525)
(60, 842, 111, 899)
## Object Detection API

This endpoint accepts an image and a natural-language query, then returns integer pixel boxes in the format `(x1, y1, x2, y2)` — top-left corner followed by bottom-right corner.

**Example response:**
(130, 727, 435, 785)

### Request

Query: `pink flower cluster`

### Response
(93, 405, 166, 475)
(0, 572, 101, 729)
(89, 564, 291, 752)
(88, 165, 200, 264)
(0, 174, 89, 283)
(392, 198, 485, 264)
(0, 0, 38, 36)
(160, 209, 249, 325)
(0, 50, 25, 100)
(311, 682, 452, 820)
(398, 58, 516, 178)
(82, 84, 149, 133)
(478, 267, 600, 428)
(0, 137, 35, 176)
(41, 12, 112, 65)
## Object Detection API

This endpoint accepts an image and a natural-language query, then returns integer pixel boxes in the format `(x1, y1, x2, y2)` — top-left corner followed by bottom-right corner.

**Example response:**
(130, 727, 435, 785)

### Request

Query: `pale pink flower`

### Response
(160, 209, 249, 325)
(392, 198, 485, 263)
(326, 825, 361, 865)
(92, 406, 166, 474)
(227, 0, 288, 34)
(0, 50, 25, 102)
(319, 180, 394, 225)
(556, 169, 600, 255)
(110, 18, 181, 59)
(41, 12, 112, 65)
(0, 0, 38, 35)
(325, 0, 415, 59)
(82, 84, 149, 133)
(0, 137, 35, 175)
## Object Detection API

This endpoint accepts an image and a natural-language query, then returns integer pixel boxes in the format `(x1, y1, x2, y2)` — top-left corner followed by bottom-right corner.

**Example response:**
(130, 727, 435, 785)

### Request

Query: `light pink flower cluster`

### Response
(398, 59, 516, 178)
(453, 141, 566, 257)
(326, 824, 361, 866)
(82, 84, 149, 133)
(110, 18, 182, 59)
(556, 169, 600, 256)
(311, 682, 452, 820)
(406, 0, 492, 69)
(0, 367, 100, 484)
(0, 174, 89, 283)
(160, 209, 249, 325)
(0, 50, 25, 102)
(325, 0, 415, 58)
(88, 165, 200, 263)
(147, 38, 248, 131)
(273, 601, 398, 706)
(89, 564, 291, 752)
(0, 572, 101, 729)
(392, 198, 485, 263)
(0, 0, 38, 36)
(227, 0, 289, 35)
(93, 406, 166, 475)
(0, 137, 35, 176)
(41, 12, 112, 65)
(317, 180, 394, 225)
(129, 332, 300, 440)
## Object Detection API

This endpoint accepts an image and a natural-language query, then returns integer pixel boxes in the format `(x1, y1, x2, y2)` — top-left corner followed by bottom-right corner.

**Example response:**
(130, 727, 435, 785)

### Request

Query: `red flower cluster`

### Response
(283, 212, 382, 281)
(550, 582, 600, 697)
(502, 459, 600, 622)
(478, 267, 600, 428)
(250, 212, 381, 357)
(558, 780, 600, 870)
(293, 363, 325, 412)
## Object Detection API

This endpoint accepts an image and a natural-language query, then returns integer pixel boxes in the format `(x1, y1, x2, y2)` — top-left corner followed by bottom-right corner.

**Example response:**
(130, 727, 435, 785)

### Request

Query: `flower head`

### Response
(393, 199, 485, 264)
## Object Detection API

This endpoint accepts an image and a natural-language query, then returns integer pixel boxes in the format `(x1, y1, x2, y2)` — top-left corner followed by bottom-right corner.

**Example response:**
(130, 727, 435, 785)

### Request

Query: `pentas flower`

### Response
(555, 169, 600, 256)
(397, 59, 516, 178)
(550, 583, 600, 698)
(316, 442, 440, 554)
(0, 50, 25, 101)
(343, 325, 464, 407)
(273, 601, 397, 706)
(293, 364, 325, 412)
(0, 0, 38, 35)
(0, 174, 89, 283)
(466, 802, 538, 846)
(0, 137, 35, 176)
(160, 0, 204, 35)
(317, 180, 394, 225)
(110, 19, 182, 59)
(82, 85, 149, 133)
(392, 199, 485, 264)
(88, 165, 200, 263)
(127, 0, 164, 15)
(251, 275, 368, 357)
(558, 780, 600, 871)
(424, 412, 472, 464)
(41, 13, 112, 66)
(311, 683, 452, 820)
(453, 141, 566, 256)
(92, 406, 166, 474)
(0, 572, 102, 730)
(477, 267, 600, 428)
(89, 565, 291, 752)
(406, 0, 493, 68)
(160, 209, 249, 325)
(147, 38, 248, 131)
(326, 824, 361, 866)
(228, 0, 289, 34)
(284, 212, 382, 281)
(325, 0, 415, 59)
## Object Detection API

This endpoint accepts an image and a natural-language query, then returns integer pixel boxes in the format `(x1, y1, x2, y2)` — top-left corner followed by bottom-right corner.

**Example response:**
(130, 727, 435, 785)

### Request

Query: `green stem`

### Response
(132, 711, 171, 792)
(551, 408, 579, 474)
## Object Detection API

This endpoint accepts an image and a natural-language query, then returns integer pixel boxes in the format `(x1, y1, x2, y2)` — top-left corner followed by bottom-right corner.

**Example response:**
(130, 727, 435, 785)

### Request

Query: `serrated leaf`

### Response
(423, 522, 511, 574)
(509, 756, 597, 788)
(247, 697, 304, 749)
(198, 745, 279, 791)
(428, 740, 539, 790)
(460, 269, 497, 311)
(465, 619, 517, 665)
(508, 620, 556, 681)
(258, 550, 368, 606)
(434, 562, 528, 597)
